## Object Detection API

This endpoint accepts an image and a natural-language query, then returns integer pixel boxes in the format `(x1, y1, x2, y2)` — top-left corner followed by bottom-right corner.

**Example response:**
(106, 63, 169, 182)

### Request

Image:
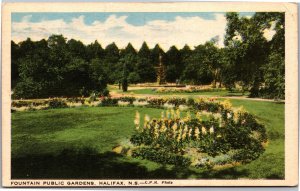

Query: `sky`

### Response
(12, 12, 255, 50)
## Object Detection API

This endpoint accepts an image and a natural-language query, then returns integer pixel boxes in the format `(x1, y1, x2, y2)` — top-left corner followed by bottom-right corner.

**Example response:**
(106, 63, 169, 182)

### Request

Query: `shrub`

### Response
(129, 99, 267, 168)
(118, 97, 136, 104)
(132, 147, 191, 166)
(48, 99, 68, 109)
(99, 97, 118, 106)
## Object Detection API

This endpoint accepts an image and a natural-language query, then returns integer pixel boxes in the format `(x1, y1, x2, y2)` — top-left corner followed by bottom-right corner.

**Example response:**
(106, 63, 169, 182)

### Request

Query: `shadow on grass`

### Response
(12, 147, 249, 179)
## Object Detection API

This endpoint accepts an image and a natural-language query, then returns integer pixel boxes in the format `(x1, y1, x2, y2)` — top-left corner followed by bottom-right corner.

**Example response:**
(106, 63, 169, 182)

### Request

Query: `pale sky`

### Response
(12, 12, 258, 50)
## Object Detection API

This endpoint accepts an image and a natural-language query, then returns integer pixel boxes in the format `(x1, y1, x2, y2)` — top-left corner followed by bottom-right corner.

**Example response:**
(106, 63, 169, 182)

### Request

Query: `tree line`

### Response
(11, 12, 284, 99)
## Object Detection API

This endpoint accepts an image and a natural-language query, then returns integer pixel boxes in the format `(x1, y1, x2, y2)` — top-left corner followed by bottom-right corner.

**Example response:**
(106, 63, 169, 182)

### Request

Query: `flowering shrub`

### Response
(12, 100, 48, 108)
(48, 99, 68, 109)
(133, 100, 149, 107)
(98, 97, 118, 106)
(118, 101, 130, 107)
(129, 99, 267, 168)
(66, 97, 85, 104)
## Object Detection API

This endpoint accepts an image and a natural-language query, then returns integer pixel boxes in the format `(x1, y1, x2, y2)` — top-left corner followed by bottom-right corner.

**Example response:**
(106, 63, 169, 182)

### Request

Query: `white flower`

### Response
(227, 112, 232, 119)
(163, 103, 175, 109)
(213, 113, 222, 119)
(118, 101, 130, 106)
(133, 101, 148, 107)
(179, 105, 189, 111)
(194, 127, 200, 139)
(209, 126, 214, 134)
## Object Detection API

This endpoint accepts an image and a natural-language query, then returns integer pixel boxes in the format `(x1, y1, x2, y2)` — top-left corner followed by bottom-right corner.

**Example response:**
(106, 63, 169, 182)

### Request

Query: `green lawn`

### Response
(11, 100, 284, 179)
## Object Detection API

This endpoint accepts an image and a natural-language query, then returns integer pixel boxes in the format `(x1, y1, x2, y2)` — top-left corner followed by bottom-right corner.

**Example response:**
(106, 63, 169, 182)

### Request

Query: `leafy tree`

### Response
(88, 58, 108, 94)
(122, 62, 128, 92)
(181, 44, 213, 85)
(136, 57, 156, 83)
(165, 46, 182, 82)
(67, 39, 86, 59)
(104, 42, 119, 64)
(86, 40, 105, 61)
(225, 12, 269, 96)
(11, 41, 20, 88)
(128, 72, 141, 84)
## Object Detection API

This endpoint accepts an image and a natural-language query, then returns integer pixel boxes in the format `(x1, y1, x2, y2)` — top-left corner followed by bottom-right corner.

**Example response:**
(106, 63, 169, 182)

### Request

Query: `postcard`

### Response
(1, 2, 298, 187)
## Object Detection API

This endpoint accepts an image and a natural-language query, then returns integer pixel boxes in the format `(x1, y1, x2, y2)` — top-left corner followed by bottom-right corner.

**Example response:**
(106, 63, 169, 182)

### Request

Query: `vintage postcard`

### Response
(1, 2, 298, 187)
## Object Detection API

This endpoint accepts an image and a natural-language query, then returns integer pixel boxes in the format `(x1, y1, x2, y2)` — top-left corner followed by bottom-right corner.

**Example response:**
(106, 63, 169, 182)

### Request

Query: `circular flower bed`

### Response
(127, 98, 267, 169)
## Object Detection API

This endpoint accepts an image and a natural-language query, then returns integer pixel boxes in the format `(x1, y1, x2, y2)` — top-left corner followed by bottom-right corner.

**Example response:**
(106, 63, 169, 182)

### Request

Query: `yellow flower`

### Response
(144, 114, 150, 124)
(184, 125, 188, 133)
(172, 123, 178, 132)
(202, 126, 207, 135)
(194, 127, 200, 139)
(160, 123, 167, 133)
(134, 111, 140, 130)
(196, 112, 202, 121)
(188, 128, 192, 137)
(184, 111, 191, 122)
(182, 132, 187, 140)
(221, 99, 232, 110)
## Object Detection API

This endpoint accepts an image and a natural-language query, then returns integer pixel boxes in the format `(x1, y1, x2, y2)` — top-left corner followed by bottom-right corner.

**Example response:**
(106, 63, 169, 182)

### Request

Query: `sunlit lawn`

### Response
(11, 98, 284, 179)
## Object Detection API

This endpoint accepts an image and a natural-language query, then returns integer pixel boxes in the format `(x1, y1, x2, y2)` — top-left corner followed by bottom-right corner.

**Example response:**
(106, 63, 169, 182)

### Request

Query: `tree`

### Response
(225, 12, 269, 96)
(11, 41, 20, 88)
(67, 39, 86, 59)
(104, 42, 120, 83)
(88, 58, 108, 94)
(128, 72, 141, 84)
(120, 43, 137, 58)
(138, 42, 151, 59)
(181, 44, 213, 85)
(165, 46, 182, 82)
(104, 42, 119, 64)
(122, 62, 128, 92)
(150, 44, 166, 66)
(136, 42, 156, 82)
(257, 13, 285, 99)
(86, 40, 105, 61)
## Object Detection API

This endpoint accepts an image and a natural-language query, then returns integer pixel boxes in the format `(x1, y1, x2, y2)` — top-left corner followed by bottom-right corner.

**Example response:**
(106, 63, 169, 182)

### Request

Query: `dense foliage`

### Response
(130, 99, 267, 168)
(11, 12, 284, 99)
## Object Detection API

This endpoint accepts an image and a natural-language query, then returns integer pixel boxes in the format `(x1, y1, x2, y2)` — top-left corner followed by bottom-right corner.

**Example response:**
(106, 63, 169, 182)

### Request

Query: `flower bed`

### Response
(126, 99, 267, 169)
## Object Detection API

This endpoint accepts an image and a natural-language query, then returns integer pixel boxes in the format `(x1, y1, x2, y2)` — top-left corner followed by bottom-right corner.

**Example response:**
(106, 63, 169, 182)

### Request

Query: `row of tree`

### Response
(11, 12, 285, 99)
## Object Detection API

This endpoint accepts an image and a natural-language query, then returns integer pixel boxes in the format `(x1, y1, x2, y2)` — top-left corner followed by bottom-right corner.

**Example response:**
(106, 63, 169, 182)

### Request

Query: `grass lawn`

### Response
(11, 100, 284, 179)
